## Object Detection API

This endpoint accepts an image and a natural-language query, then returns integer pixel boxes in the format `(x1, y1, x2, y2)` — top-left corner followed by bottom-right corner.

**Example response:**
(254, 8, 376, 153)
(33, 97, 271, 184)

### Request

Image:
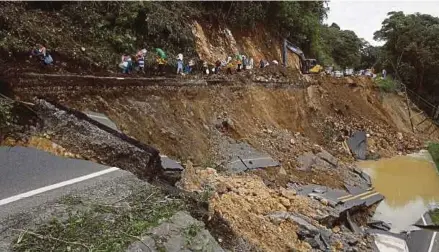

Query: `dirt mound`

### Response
(209, 174, 314, 252)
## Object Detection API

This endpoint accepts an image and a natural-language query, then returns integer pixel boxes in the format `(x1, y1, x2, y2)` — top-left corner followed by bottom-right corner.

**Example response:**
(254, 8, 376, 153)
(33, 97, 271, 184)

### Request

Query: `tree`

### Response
(320, 24, 363, 68)
(375, 12, 439, 93)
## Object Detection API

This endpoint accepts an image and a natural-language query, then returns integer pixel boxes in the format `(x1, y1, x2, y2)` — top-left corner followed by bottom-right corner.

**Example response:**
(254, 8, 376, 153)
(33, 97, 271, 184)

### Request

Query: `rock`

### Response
(396, 132, 403, 140)
(280, 188, 296, 199)
(269, 212, 320, 235)
(335, 240, 344, 250)
(278, 167, 287, 176)
(81, 47, 86, 52)
(279, 197, 291, 207)
(348, 238, 359, 246)
(296, 152, 317, 171)
(290, 138, 296, 145)
(316, 150, 338, 167)
(320, 198, 329, 206)
(332, 226, 341, 233)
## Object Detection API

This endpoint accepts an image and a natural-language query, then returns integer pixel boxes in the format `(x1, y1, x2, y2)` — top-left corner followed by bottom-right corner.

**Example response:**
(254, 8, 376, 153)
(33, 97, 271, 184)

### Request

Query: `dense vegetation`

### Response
(0, 1, 367, 70)
(374, 11, 439, 104)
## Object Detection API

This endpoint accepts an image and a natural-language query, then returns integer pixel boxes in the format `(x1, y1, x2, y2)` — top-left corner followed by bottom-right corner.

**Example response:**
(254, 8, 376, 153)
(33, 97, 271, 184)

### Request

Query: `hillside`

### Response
(0, 1, 312, 75)
(2, 2, 439, 252)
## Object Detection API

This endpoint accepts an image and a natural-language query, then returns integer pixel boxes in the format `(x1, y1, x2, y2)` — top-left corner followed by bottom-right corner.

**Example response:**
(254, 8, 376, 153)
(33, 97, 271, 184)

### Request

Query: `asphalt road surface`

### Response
(0, 146, 116, 204)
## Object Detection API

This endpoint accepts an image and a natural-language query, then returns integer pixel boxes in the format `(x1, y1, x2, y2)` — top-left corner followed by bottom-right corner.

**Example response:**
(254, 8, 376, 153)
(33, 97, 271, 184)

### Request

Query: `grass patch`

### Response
(13, 188, 183, 252)
(427, 142, 439, 172)
(431, 208, 439, 225)
(375, 77, 398, 93)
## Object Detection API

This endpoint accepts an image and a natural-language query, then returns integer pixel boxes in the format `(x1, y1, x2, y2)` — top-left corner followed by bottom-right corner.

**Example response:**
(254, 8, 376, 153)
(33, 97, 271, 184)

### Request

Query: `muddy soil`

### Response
(9, 74, 427, 187)
(4, 69, 437, 251)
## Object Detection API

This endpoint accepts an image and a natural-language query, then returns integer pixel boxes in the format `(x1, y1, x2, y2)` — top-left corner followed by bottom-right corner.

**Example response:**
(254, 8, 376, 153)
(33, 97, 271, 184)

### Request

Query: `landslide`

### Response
(20, 73, 424, 190)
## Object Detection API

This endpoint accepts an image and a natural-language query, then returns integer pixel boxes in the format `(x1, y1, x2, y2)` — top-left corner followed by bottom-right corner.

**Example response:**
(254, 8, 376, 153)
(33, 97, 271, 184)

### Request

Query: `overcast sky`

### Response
(325, 0, 439, 46)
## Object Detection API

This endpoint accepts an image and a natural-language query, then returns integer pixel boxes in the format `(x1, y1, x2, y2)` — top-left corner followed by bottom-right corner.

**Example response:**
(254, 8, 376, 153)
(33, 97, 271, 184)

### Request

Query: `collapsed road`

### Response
(1, 68, 437, 251)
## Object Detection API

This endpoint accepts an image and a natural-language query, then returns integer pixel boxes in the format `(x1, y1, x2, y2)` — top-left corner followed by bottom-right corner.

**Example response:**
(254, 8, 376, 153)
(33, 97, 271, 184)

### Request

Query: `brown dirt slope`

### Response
(17, 73, 426, 189)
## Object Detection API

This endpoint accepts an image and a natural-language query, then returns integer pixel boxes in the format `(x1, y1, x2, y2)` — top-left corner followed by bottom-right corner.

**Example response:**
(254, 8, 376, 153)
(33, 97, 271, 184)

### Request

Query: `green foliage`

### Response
(375, 11, 439, 95)
(320, 24, 363, 68)
(0, 1, 337, 70)
(375, 77, 398, 93)
(431, 208, 439, 225)
(428, 142, 439, 172)
(13, 189, 183, 251)
(359, 40, 382, 70)
(0, 100, 14, 137)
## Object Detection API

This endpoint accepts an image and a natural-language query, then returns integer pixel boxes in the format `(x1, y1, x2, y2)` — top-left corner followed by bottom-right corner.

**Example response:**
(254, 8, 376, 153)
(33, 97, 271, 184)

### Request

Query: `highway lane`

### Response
(0, 146, 115, 203)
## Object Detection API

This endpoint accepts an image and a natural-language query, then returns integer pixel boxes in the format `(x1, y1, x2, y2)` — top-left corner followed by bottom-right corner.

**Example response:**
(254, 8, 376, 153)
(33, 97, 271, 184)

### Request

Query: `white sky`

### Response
(325, 0, 439, 46)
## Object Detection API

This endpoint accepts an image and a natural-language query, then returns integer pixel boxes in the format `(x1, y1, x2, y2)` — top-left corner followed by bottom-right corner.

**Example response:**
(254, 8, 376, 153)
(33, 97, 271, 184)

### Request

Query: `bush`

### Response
(375, 76, 398, 93)
(427, 142, 439, 172)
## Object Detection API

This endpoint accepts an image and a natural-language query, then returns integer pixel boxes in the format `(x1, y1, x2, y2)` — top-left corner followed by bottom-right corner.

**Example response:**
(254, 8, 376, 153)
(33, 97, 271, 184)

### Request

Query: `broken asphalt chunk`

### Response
(316, 150, 339, 167)
(353, 167, 372, 186)
(84, 111, 119, 132)
(347, 131, 367, 160)
(367, 221, 391, 231)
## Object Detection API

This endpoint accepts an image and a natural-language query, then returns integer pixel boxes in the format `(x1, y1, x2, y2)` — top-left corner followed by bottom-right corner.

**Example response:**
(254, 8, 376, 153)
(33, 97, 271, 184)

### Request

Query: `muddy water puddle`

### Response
(358, 151, 439, 232)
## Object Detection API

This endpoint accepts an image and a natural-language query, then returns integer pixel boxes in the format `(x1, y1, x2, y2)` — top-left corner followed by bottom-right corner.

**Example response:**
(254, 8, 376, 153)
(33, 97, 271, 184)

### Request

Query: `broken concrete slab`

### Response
(160, 155, 184, 171)
(84, 111, 119, 131)
(33, 99, 165, 182)
(368, 221, 391, 232)
(316, 150, 338, 167)
(267, 211, 331, 251)
(228, 156, 279, 171)
(347, 131, 367, 160)
(297, 151, 338, 171)
(353, 167, 372, 186)
(126, 211, 224, 252)
(370, 230, 409, 252)
(345, 184, 365, 196)
(290, 183, 384, 228)
(220, 141, 279, 172)
(297, 152, 317, 171)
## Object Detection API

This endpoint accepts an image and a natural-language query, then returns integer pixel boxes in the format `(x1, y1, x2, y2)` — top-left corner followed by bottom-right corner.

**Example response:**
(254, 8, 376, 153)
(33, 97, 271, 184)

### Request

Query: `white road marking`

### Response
(0, 167, 119, 206)
(421, 214, 437, 252)
(86, 114, 110, 120)
(428, 232, 437, 252)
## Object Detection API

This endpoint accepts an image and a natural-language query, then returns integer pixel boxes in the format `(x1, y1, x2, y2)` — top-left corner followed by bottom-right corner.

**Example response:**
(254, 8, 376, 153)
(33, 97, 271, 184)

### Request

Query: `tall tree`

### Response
(375, 11, 439, 92)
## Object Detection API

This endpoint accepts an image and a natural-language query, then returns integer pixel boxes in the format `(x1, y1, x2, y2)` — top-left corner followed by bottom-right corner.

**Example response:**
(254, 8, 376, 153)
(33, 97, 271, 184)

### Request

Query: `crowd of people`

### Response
(30, 43, 279, 76)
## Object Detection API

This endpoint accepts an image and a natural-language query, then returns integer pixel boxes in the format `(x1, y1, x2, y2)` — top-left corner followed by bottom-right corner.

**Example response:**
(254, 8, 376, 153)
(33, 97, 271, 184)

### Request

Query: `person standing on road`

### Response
(242, 55, 247, 71)
(177, 53, 184, 75)
(236, 54, 242, 72)
(136, 49, 147, 73)
(215, 60, 221, 74)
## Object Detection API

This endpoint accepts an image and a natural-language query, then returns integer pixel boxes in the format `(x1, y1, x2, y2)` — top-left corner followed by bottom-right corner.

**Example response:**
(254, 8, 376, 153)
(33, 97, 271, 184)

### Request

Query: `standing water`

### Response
(358, 151, 439, 232)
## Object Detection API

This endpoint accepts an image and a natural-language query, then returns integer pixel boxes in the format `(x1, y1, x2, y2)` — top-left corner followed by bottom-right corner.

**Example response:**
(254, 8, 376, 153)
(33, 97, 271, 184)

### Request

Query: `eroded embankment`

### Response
(12, 75, 423, 188)
(4, 73, 436, 251)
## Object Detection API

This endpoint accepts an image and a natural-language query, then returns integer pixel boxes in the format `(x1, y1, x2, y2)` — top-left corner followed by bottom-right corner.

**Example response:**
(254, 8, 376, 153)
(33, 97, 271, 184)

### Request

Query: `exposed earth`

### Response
(2, 3, 439, 251)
